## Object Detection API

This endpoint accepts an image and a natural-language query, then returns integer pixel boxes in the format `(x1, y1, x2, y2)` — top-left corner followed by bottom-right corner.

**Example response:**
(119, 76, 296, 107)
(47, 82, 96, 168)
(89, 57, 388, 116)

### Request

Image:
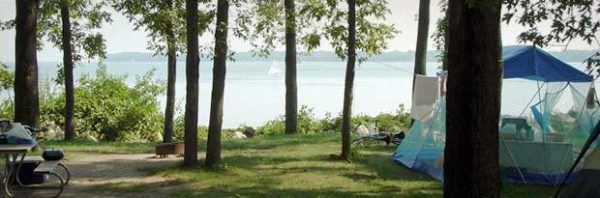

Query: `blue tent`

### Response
(393, 45, 596, 185)
(503, 45, 593, 82)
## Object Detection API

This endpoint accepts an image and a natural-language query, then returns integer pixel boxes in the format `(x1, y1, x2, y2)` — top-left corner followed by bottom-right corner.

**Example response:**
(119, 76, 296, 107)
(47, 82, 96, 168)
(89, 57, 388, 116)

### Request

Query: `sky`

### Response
(0, 0, 598, 62)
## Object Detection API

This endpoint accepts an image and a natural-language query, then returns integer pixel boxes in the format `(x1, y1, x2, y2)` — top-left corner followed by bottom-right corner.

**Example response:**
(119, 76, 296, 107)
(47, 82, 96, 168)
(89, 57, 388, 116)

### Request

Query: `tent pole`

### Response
(539, 81, 549, 177)
(500, 134, 528, 184)
(553, 144, 572, 186)
(518, 83, 546, 117)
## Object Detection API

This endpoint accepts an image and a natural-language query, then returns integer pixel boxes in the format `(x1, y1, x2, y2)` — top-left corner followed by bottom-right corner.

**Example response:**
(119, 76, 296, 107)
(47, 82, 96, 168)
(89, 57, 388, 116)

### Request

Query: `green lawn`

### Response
(42, 139, 155, 154)
(49, 133, 555, 197)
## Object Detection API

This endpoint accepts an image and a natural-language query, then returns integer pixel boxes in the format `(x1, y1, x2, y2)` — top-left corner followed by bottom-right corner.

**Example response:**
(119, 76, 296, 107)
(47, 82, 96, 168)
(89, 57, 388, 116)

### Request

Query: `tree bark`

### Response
(413, 0, 430, 76)
(340, 0, 356, 160)
(444, 0, 502, 197)
(183, 0, 199, 168)
(163, 0, 176, 143)
(284, 0, 298, 135)
(60, 3, 75, 141)
(14, 0, 39, 127)
(205, 0, 229, 168)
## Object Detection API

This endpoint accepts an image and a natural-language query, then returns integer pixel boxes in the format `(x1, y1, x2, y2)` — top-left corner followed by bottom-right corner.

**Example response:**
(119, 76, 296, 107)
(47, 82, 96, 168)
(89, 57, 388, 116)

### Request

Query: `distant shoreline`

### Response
(6, 49, 595, 64)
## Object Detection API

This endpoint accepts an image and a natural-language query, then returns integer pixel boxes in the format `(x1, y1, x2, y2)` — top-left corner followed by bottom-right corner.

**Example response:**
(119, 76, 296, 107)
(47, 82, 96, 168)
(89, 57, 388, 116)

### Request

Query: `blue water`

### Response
(23, 61, 596, 128)
(31, 61, 422, 127)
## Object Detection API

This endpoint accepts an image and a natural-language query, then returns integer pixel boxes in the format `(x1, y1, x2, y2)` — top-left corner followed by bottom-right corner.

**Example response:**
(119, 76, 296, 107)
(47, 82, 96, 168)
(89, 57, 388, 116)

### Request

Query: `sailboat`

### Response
(267, 60, 282, 77)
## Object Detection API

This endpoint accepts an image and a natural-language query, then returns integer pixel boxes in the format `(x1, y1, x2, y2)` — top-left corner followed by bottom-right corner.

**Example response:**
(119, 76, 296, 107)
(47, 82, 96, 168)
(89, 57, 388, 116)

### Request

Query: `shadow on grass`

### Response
(88, 180, 187, 193)
(65, 156, 176, 181)
(219, 153, 331, 168)
(178, 184, 442, 197)
(215, 133, 340, 151)
(353, 147, 435, 182)
(355, 145, 556, 198)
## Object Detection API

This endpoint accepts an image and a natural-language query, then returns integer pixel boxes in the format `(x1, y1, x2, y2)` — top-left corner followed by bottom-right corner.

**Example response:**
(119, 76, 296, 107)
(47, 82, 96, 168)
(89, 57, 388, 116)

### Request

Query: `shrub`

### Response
(0, 63, 14, 120)
(258, 104, 412, 136)
(42, 65, 166, 142)
(174, 121, 233, 141)
(258, 106, 321, 135)
(258, 117, 285, 135)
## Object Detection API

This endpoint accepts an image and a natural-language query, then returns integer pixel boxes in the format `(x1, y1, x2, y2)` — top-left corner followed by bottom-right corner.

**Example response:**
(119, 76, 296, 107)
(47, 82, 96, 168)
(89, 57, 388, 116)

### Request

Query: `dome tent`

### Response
(392, 45, 598, 185)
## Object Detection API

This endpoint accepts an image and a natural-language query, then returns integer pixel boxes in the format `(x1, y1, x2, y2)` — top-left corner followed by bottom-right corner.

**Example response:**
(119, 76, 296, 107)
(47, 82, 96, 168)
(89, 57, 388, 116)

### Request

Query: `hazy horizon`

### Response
(1, 0, 599, 62)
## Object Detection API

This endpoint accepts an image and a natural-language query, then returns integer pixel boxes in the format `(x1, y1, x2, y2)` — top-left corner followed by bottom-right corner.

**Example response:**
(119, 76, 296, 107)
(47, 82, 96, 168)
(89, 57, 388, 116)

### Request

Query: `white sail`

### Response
(268, 60, 282, 76)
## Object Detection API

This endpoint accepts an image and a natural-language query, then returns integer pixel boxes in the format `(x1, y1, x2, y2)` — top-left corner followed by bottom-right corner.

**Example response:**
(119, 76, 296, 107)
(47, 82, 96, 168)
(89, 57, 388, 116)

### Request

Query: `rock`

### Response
(356, 125, 370, 136)
(232, 131, 247, 139)
(81, 135, 98, 142)
(243, 127, 256, 138)
(40, 121, 64, 140)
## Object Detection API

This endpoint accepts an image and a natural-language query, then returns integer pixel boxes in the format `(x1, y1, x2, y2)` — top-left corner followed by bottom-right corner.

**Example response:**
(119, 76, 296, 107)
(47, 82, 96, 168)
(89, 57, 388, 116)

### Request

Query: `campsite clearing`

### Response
(37, 134, 554, 197)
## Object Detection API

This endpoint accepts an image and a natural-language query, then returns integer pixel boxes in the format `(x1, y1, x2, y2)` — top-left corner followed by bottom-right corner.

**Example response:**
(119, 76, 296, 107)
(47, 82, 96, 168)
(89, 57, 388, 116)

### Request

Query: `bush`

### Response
(258, 117, 285, 136)
(41, 65, 166, 142)
(173, 122, 235, 141)
(258, 105, 411, 136)
(352, 105, 411, 133)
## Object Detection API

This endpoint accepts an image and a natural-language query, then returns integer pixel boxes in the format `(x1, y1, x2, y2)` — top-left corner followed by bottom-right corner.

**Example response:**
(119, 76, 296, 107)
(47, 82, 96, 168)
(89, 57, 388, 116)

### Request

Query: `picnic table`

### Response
(0, 144, 69, 198)
(0, 143, 36, 197)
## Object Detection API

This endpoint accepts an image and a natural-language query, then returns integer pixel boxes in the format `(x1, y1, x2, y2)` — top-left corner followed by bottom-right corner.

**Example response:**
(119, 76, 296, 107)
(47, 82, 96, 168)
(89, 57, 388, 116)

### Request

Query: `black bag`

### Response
(15, 161, 46, 185)
(42, 148, 64, 161)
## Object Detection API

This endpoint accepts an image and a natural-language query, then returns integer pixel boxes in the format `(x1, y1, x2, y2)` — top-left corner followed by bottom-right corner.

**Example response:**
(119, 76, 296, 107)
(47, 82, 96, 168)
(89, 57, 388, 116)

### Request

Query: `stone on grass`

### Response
(243, 127, 256, 138)
(232, 131, 247, 139)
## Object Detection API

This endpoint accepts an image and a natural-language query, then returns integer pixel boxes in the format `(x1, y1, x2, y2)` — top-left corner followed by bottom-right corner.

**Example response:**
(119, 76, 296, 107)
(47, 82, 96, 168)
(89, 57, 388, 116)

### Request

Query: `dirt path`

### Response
(17, 153, 183, 197)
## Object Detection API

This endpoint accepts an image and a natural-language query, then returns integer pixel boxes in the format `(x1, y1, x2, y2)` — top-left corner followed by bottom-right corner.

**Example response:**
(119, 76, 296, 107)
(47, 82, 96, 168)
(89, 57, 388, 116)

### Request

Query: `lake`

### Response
(31, 60, 593, 128)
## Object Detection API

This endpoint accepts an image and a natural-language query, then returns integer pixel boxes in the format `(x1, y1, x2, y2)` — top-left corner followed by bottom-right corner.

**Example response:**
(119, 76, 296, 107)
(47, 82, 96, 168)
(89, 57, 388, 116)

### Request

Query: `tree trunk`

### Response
(413, 0, 430, 76)
(205, 0, 229, 168)
(163, 0, 176, 143)
(284, 0, 298, 135)
(340, 0, 356, 160)
(444, 0, 502, 197)
(14, 0, 39, 127)
(183, 0, 199, 168)
(60, 3, 75, 141)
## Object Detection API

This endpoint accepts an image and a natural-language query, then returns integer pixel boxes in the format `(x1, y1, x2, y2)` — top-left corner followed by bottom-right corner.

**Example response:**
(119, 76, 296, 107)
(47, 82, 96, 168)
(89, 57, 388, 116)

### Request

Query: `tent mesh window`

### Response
(393, 45, 600, 186)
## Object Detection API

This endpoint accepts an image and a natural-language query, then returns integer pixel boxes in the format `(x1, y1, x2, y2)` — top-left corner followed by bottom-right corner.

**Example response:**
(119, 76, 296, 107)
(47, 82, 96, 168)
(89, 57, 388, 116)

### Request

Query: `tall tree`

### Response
(340, 0, 356, 160)
(413, 0, 430, 76)
(2, 0, 112, 138)
(319, 0, 396, 160)
(39, 0, 110, 141)
(284, 0, 298, 135)
(111, 0, 190, 143)
(113, 0, 183, 143)
(59, 2, 75, 141)
(14, 0, 40, 127)
(183, 0, 200, 168)
(162, 0, 177, 143)
(205, 0, 229, 168)
(237, 0, 325, 135)
(444, 0, 502, 197)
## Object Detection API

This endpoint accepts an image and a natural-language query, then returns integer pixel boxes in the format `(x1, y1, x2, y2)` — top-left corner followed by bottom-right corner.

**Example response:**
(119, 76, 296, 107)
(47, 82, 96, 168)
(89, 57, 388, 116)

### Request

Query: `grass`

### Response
(89, 180, 185, 193)
(151, 133, 554, 197)
(40, 139, 155, 154)
(46, 133, 555, 197)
